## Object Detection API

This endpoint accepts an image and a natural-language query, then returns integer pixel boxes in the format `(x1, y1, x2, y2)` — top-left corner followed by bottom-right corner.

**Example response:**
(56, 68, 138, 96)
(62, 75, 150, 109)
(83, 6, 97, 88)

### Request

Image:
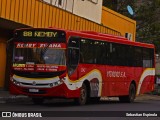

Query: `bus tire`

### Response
(119, 83, 136, 103)
(74, 84, 88, 105)
(32, 97, 44, 105)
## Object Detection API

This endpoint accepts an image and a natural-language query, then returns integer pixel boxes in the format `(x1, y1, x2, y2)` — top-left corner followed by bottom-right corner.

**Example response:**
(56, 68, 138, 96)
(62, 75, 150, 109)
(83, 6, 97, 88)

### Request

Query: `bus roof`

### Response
(66, 30, 154, 49)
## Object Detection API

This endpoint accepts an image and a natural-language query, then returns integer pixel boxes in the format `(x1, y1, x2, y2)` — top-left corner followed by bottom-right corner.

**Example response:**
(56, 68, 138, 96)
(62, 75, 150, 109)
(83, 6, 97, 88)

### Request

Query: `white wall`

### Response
(73, 0, 102, 23)
(42, 0, 102, 24)
(51, 0, 74, 12)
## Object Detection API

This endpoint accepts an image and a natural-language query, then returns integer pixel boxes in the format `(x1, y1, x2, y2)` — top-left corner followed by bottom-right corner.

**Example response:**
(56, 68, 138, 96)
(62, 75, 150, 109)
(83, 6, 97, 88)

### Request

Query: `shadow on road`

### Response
(40, 99, 142, 107)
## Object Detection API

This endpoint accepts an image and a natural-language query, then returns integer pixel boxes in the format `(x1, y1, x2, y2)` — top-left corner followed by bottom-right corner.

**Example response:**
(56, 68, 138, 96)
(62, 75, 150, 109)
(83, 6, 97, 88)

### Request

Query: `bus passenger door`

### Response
(67, 36, 80, 81)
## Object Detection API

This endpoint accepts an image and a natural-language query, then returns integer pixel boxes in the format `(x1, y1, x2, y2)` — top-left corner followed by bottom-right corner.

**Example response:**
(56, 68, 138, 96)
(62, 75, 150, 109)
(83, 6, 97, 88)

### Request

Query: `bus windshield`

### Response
(13, 42, 66, 66)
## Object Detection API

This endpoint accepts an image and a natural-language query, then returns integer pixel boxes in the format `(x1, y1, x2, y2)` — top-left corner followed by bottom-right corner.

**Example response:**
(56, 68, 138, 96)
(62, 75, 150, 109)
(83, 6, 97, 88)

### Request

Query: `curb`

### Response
(100, 94, 160, 101)
(135, 94, 160, 101)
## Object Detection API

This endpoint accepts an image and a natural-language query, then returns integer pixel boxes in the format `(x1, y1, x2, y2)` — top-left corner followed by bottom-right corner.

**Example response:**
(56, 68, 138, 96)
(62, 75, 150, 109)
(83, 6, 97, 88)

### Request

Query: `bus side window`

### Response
(80, 39, 94, 64)
(69, 48, 79, 66)
(109, 43, 117, 65)
(143, 48, 154, 68)
(94, 41, 106, 64)
(80, 52, 84, 63)
(126, 46, 134, 66)
(134, 47, 143, 67)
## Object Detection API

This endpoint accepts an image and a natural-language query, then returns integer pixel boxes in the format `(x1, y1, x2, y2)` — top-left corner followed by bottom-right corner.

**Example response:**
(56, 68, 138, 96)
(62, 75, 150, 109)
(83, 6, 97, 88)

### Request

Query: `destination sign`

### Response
(14, 29, 66, 42)
(14, 42, 66, 48)
(23, 31, 58, 37)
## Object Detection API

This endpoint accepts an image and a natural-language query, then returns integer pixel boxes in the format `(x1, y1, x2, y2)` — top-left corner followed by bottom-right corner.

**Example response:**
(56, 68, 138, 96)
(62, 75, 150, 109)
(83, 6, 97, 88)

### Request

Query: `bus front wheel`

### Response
(74, 84, 88, 105)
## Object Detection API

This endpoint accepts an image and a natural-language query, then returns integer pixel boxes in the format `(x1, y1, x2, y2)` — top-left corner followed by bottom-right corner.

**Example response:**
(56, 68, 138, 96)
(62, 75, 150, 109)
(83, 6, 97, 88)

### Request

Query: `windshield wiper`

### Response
(40, 42, 52, 61)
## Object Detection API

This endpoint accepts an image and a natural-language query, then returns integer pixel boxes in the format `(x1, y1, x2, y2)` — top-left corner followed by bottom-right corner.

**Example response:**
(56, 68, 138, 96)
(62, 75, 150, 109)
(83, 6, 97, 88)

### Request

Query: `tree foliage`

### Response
(103, 0, 160, 53)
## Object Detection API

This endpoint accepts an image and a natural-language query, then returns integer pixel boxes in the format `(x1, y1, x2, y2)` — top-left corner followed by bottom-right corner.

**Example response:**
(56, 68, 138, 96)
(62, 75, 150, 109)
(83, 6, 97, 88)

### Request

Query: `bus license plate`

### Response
(29, 89, 39, 93)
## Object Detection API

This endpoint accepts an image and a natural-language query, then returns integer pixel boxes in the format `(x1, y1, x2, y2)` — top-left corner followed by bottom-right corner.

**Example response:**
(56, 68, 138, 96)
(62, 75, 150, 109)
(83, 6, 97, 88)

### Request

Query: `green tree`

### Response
(135, 0, 160, 53)
(103, 0, 135, 17)
(103, 0, 160, 53)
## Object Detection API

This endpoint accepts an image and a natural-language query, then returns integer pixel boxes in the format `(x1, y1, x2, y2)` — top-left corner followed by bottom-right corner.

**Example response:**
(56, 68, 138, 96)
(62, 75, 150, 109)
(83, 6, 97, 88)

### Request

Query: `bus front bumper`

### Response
(9, 82, 80, 98)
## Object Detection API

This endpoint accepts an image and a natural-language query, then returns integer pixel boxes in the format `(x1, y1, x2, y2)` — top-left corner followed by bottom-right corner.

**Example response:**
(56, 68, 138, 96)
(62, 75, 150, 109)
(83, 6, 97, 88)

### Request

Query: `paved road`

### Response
(0, 95, 160, 111)
(0, 93, 160, 119)
(0, 98, 160, 111)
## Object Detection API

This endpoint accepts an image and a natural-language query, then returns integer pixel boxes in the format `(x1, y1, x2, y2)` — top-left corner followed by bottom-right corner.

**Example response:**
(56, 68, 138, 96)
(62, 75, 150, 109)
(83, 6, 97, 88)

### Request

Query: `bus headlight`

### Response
(12, 79, 20, 86)
(50, 79, 64, 88)
(50, 83, 54, 87)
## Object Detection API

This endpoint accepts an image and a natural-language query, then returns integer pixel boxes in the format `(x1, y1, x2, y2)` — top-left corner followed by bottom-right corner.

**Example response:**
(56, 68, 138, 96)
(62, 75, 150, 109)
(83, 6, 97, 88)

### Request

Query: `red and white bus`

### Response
(10, 28, 155, 105)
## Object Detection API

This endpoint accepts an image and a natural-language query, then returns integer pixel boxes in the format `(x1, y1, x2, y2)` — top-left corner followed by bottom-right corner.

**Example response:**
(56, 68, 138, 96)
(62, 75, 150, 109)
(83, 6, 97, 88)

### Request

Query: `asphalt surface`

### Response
(0, 90, 160, 104)
(0, 91, 160, 120)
